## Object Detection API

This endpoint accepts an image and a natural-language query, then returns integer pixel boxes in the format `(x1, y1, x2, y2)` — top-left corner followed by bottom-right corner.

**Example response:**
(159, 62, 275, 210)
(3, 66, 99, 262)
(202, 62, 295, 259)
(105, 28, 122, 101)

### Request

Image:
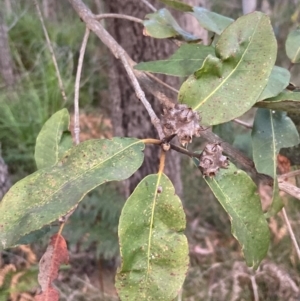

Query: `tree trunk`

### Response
(242, 0, 257, 14)
(42, 0, 57, 21)
(0, 12, 15, 87)
(0, 156, 11, 201)
(106, 0, 183, 197)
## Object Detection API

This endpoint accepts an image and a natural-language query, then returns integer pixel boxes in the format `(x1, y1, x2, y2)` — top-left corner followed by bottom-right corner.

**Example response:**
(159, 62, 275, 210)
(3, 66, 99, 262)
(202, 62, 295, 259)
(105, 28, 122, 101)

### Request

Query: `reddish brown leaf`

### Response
(277, 154, 291, 174)
(34, 234, 69, 301)
(35, 287, 59, 301)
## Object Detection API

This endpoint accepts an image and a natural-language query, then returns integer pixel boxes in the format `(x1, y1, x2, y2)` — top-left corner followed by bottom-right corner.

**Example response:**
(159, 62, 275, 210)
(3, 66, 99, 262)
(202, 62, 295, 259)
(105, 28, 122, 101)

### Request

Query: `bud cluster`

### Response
(161, 104, 202, 146)
(199, 143, 229, 177)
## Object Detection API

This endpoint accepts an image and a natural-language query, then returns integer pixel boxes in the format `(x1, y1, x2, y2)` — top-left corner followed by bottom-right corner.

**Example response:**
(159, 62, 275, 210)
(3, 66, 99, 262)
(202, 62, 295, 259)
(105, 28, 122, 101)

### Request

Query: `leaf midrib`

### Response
(194, 17, 262, 110)
(3, 139, 144, 225)
(207, 177, 257, 238)
(146, 173, 163, 278)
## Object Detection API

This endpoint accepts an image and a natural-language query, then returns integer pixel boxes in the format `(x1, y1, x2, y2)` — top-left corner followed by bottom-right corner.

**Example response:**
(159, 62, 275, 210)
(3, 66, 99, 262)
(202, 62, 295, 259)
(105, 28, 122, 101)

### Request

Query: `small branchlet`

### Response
(199, 143, 229, 177)
(161, 104, 202, 146)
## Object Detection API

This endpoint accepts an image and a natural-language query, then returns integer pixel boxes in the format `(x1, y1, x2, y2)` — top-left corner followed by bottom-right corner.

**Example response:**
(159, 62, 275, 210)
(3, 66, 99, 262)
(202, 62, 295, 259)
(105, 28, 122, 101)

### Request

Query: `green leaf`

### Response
(285, 27, 300, 63)
(192, 7, 234, 35)
(255, 91, 300, 113)
(34, 109, 73, 169)
(213, 122, 235, 144)
(252, 109, 299, 177)
(158, 0, 193, 12)
(134, 44, 214, 76)
(204, 163, 270, 268)
(252, 109, 300, 216)
(0, 138, 144, 250)
(258, 66, 290, 101)
(15, 225, 58, 245)
(178, 12, 277, 126)
(143, 8, 199, 41)
(233, 132, 253, 159)
(116, 173, 189, 301)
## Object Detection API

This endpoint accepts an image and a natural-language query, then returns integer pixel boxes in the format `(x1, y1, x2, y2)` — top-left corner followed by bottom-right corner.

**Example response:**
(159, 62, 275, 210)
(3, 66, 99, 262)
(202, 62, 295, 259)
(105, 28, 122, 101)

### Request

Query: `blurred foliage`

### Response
(1, 0, 300, 300)
(64, 183, 125, 261)
(0, 4, 108, 179)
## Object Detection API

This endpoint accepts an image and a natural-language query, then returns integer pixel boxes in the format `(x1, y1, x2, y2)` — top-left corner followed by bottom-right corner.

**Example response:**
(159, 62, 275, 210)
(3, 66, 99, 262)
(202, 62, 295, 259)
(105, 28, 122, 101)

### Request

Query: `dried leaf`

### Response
(35, 234, 69, 301)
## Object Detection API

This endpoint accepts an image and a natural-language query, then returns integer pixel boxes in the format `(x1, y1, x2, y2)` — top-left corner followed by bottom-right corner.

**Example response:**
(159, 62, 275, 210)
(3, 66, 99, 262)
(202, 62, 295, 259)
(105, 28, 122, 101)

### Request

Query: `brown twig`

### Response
(33, 0, 68, 105)
(68, 0, 165, 139)
(67, 0, 275, 185)
(288, 62, 295, 71)
(199, 129, 273, 185)
(232, 118, 253, 129)
(145, 72, 179, 94)
(140, 0, 157, 12)
(279, 169, 300, 180)
(126, 56, 175, 109)
(119, 52, 165, 139)
(250, 276, 259, 301)
(170, 143, 201, 158)
(278, 179, 300, 200)
(158, 150, 166, 174)
(281, 208, 300, 261)
(74, 27, 90, 145)
(94, 13, 143, 24)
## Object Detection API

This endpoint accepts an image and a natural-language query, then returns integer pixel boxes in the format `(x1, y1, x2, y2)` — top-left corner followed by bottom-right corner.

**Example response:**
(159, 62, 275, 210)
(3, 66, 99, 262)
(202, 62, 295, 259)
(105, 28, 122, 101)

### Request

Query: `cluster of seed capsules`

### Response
(161, 104, 229, 177)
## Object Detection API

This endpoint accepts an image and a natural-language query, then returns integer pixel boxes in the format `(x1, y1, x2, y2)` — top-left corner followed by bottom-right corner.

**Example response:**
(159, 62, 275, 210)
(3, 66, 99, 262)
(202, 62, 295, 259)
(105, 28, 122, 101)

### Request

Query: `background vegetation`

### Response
(0, 0, 300, 300)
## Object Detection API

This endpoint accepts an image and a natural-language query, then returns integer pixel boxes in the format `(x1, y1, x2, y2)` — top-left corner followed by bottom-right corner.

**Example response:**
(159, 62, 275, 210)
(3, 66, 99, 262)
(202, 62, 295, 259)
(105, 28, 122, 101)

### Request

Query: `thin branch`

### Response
(67, 0, 273, 185)
(94, 13, 143, 24)
(170, 143, 201, 158)
(145, 72, 179, 94)
(232, 118, 253, 129)
(250, 276, 259, 301)
(33, 0, 68, 105)
(142, 138, 161, 145)
(140, 0, 157, 12)
(8, 9, 28, 31)
(119, 51, 165, 139)
(68, 0, 165, 139)
(279, 169, 300, 180)
(74, 27, 90, 145)
(288, 62, 295, 71)
(133, 67, 175, 109)
(199, 129, 273, 185)
(278, 179, 300, 200)
(158, 150, 166, 173)
(281, 208, 300, 261)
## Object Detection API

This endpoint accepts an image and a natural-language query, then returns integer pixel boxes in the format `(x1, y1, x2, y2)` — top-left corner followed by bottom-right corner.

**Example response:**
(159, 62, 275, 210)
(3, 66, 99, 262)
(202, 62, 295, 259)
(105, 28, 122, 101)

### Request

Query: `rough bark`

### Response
(242, 0, 257, 14)
(42, 0, 57, 21)
(0, 156, 11, 201)
(0, 12, 15, 87)
(106, 0, 183, 197)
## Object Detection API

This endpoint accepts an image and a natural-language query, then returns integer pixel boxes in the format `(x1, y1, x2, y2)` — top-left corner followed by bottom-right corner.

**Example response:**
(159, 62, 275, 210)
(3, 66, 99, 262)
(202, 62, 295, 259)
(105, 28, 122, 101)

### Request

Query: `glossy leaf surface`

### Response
(143, 8, 198, 41)
(252, 109, 299, 177)
(255, 91, 300, 113)
(134, 44, 214, 77)
(192, 7, 234, 35)
(258, 66, 290, 101)
(34, 109, 73, 169)
(116, 173, 189, 301)
(204, 163, 270, 268)
(0, 138, 144, 250)
(252, 109, 299, 216)
(285, 27, 300, 63)
(179, 12, 277, 126)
